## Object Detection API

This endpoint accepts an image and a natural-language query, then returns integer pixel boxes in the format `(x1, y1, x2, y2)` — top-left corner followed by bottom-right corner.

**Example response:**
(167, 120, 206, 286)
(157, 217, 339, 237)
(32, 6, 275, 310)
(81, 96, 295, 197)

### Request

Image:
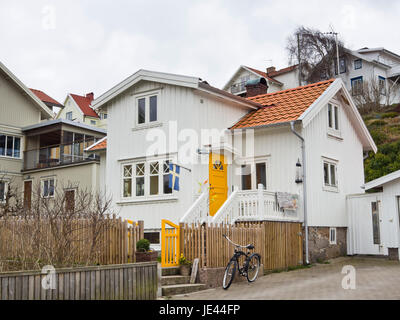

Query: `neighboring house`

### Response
(0, 61, 54, 200)
(57, 93, 108, 129)
(0, 61, 106, 209)
(340, 47, 400, 104)
(225, 47, 400, 105)
(21, 119, 106, 208)
(30, 88, 64, 116)
(88, 68, 376, 262)
(222, 65, 294, 97)
(347, 169, 400, 260)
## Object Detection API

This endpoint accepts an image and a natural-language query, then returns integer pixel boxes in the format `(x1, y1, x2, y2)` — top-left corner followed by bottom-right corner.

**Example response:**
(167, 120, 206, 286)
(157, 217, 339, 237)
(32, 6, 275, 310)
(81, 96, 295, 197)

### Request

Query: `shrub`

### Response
(136, 239, 150, 252)
(369, 119, 387, 127)
(381, 112, 399, 119)
(369, 129, 388, 145)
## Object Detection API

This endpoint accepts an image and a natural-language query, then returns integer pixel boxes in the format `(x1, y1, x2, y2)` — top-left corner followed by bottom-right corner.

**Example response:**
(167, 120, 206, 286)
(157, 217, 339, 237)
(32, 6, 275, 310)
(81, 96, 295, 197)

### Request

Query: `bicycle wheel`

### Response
(246, 254, 260, 282)
(222, 259, 237, 290)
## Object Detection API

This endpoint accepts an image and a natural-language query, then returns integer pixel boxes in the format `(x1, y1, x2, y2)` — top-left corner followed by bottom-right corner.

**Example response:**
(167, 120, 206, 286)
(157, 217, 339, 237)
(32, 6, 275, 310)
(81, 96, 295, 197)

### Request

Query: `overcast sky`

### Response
(1, 0, 399, 103)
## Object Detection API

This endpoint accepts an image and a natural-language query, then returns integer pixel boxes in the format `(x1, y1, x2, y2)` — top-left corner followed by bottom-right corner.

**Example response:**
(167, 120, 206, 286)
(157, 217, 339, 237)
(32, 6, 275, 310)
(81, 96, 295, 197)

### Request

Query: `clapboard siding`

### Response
(105, 80, 251, 229)
(0, 262, 157, 300)
(303, 94, 365, 227)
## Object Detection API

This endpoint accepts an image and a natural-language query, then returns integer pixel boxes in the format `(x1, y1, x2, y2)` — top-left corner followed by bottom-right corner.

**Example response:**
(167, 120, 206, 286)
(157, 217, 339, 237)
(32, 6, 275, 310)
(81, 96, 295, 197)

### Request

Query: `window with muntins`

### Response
(241, 161, 267, 190)
(354, 59, 362, 70)
(0, 134, 21, 159)
(42, 178, 55, 198)
(378, 76, 386, 96)
(327, 104, 339, 131)
(66, 112, 73, 120)
(136, 94, 158, 125)
(122, 159, 173, 199)
(351, 77, 363, 96)
(323, 160, 338, 190)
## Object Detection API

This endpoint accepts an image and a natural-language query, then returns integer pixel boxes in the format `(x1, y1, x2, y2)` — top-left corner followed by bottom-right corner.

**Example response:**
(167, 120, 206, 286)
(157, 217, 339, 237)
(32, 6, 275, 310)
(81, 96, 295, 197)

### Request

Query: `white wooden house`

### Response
(347, 170, 400, 260)
(88, 69, 376, 262)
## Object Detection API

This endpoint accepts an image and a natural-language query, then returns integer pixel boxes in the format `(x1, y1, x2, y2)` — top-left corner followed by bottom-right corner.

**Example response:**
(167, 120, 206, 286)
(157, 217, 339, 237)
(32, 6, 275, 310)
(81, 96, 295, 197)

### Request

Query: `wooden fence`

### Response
(0, 216, 144, 271)
(180, 221, 303, 271)
(0, 262, 157, 300)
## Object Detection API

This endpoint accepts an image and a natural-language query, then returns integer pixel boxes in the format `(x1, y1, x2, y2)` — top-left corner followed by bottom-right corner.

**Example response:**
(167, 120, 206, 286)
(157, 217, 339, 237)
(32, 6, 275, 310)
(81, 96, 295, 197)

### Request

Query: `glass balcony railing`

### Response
(23, 142, 99, 171)
(230, 81, 247, 94)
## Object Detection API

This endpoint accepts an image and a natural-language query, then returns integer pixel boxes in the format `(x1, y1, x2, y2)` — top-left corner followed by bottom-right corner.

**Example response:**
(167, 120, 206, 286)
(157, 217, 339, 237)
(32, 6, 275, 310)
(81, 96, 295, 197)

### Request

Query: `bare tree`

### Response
(286, 26, 347, 84)
(0, 180, 116, 271)
(352, 77, 400, 113)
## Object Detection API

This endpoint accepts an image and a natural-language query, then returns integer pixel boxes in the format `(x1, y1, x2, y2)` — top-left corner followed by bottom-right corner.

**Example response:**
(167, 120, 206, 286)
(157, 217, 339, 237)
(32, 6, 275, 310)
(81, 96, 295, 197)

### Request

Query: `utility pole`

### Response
(324, 31, 340, 75)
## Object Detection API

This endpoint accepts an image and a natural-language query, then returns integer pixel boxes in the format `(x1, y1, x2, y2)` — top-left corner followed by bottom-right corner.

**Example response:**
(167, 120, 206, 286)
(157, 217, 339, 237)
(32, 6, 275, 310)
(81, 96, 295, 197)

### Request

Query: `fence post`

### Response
(179, 223, 185, 258)
(138, 220, 144, 239)
(257, 184, 264, 217)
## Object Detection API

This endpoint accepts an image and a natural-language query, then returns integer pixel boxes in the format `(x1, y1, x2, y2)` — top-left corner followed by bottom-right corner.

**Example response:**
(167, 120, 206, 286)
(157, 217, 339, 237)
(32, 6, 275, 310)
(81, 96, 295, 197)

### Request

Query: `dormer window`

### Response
(328, 103, 339, 131)
(136, 94, 158, 125)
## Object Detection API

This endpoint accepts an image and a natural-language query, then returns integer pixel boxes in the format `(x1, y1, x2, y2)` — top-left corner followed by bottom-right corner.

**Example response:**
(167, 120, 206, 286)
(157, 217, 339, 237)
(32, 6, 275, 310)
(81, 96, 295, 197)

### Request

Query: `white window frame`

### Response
(121, 158, 175, 201)
(327, 103, 340, 135)
(240, 158, 268, 191)
(0, 134, 22, 159)
(322, 158, 338, 192)
(329, 227, 337, 245)
(66, 111, 73, 120)
(41, 177, 56, 198)
(378, 76, 386, 96)
(0, 180, 8, 203)
(135, 91, 160, 128)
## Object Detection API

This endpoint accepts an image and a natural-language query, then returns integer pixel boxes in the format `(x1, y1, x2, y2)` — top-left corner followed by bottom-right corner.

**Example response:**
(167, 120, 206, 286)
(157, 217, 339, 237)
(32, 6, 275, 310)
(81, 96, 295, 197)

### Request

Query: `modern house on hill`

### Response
(225, 47, 400, 105)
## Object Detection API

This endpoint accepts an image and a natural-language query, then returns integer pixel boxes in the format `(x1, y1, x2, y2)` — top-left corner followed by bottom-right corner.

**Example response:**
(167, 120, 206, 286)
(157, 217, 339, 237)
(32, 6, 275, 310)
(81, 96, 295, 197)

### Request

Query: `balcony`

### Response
(23, 142, 99, 171)
(230, 81, 247, 94)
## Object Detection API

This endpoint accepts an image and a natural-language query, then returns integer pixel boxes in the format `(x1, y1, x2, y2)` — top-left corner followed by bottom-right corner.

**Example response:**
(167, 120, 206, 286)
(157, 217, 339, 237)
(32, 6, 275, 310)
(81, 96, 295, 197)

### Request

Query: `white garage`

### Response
(347, 170, 400, 260)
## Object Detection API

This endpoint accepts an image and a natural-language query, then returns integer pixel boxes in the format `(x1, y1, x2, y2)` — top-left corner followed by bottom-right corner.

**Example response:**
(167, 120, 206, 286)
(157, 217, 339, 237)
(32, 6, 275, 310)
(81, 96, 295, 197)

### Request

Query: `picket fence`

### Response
(0, 215, 144, 271)
(180, 221, 303, 271)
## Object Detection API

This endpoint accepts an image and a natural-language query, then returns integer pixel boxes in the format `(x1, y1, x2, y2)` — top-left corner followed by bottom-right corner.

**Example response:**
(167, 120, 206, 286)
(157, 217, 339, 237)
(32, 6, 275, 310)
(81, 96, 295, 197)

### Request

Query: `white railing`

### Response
(180, 191, 209, 225)
(212, 185, 301, 225)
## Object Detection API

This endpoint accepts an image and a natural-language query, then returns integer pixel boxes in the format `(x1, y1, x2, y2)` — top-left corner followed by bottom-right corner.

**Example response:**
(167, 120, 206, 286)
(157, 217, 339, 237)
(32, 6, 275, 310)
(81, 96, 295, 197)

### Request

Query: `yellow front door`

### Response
(209, 153, 228, 216)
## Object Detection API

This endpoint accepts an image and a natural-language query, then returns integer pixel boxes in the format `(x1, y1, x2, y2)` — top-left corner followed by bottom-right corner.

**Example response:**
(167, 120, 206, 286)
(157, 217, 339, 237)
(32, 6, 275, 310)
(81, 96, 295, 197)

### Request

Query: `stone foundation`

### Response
(199, 264, 263, 289)
(307, 227, 347, 263)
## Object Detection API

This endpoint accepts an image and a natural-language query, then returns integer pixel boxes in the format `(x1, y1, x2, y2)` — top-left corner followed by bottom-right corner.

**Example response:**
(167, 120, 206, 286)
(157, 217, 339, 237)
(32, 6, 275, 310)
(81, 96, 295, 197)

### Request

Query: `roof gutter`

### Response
(290, 121, 309, 265)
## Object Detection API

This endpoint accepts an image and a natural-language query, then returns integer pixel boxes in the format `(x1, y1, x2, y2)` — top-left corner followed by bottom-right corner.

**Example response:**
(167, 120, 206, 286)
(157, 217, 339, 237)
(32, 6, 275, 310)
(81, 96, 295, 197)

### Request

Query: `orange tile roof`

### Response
(231, 79, 335, 129)
(87, 138, 107, 151)
(70, 93, 99, 118)
(30, 88, 63, 107)
(267, 65, 298, 77)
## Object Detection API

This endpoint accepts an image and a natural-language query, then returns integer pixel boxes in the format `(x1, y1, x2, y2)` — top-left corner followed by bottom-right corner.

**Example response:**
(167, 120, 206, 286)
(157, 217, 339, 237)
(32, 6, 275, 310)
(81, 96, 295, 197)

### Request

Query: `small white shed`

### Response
(347, 170, 400, 260)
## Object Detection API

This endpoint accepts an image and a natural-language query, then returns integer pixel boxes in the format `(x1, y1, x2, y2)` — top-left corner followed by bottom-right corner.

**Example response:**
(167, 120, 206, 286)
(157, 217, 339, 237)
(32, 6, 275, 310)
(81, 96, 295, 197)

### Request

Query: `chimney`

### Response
(245, 78, 269, 97)
(86, 92, 94, 102)
(266, 66, 276, 75)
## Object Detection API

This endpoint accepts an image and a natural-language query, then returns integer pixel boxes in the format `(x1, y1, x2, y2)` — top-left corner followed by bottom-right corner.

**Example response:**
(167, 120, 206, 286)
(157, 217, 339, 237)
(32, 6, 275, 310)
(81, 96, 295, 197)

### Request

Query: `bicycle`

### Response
(222, 234, 261, 290)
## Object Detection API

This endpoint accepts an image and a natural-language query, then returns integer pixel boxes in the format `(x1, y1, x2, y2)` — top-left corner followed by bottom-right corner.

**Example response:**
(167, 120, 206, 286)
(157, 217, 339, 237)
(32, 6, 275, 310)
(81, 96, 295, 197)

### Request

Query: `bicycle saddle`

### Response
(246, 244, 255, 250)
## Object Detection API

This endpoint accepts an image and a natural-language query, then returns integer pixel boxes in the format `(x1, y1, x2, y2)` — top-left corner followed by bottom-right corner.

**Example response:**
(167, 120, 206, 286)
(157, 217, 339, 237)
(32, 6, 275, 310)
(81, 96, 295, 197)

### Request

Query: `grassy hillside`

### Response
(362, 104, 400, 182)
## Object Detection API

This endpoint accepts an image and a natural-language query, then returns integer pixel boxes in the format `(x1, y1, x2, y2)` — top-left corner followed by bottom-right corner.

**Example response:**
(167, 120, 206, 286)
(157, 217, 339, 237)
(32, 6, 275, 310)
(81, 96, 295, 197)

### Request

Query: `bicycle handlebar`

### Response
(223, 234, 253, 249)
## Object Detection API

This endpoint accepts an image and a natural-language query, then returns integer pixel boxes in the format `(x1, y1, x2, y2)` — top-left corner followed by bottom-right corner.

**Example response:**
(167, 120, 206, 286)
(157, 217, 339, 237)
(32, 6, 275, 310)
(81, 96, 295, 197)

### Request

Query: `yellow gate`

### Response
(161, 219, 180, 267)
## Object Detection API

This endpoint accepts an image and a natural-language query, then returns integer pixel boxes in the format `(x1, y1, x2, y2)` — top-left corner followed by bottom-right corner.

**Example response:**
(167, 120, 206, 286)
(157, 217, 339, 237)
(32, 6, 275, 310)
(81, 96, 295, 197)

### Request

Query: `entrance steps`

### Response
(161, 267, 205, 296)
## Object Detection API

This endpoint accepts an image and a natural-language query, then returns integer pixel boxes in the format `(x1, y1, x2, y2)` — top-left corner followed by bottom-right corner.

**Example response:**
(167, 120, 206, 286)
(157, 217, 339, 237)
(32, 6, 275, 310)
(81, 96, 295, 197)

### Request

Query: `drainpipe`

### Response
(290, 121, 310, 265)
